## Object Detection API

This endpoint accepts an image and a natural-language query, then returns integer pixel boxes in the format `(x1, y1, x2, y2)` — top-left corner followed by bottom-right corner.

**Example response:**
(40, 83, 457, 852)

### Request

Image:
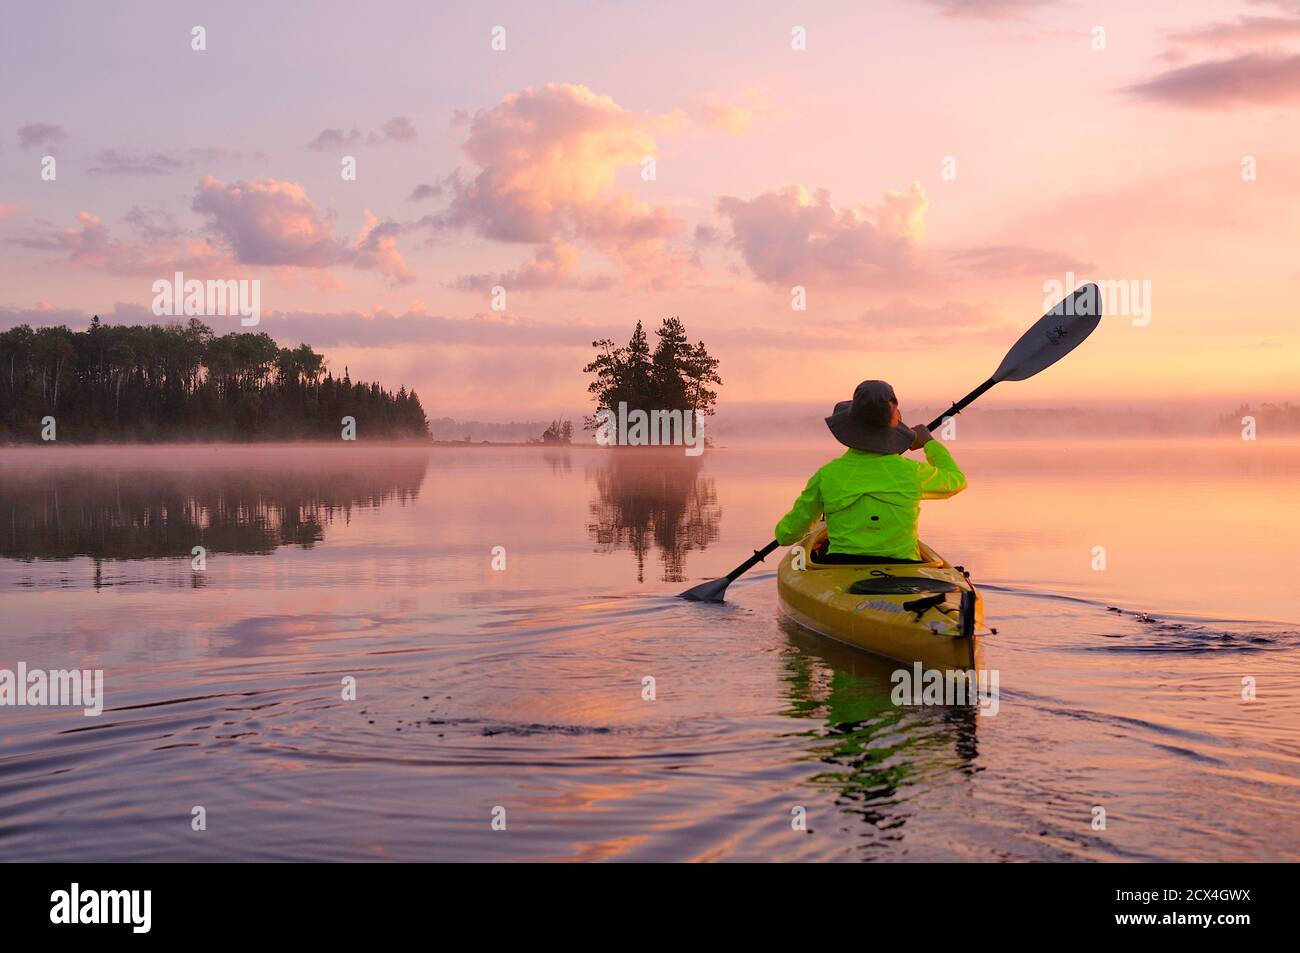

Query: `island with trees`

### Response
(582, 317, 722, 436)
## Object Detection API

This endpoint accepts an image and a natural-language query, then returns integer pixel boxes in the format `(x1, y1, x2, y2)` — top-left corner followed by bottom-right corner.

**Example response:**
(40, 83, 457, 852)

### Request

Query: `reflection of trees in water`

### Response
(777, 621, 978, 852)
(586, 449, 721, 582)
(0, 455, 428, 562)
(541, 448, 572, 474)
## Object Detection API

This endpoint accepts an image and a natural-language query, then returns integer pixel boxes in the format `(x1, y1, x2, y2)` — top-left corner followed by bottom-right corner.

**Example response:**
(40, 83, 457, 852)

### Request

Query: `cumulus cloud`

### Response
(17, 122, 66, 150)
(308, 116, 417, 151)
(714, 183, 928, 287)
(436, 83, 692, 288)
(440, 84, 658, 241)
(193, 176, 348, 267)
(192, 176, 413, 284)
(922, 0, 1053, 20)
(1127, 51, 1300, 108)
(353, 211, 415, 284)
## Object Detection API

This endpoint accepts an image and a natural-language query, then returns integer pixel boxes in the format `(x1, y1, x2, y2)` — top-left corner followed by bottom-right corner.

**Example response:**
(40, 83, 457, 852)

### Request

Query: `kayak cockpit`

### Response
(803, 530, 945, 569)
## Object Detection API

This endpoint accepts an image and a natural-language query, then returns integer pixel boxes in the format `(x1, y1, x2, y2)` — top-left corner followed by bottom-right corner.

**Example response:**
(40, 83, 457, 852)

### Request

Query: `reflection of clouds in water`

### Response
(585, 449, 721, 583)
(0, 451, 429, 565)
(210, 611, 395, 658)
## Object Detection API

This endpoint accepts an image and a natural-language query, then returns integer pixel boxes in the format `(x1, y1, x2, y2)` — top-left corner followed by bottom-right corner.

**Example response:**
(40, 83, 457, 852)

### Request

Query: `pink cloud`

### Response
(307, 116, 417, 151)
(368, 116, 416, 145)
(353, 211, 415, 285)
(1127, 51, 1300, 108)
(13, 211, 227, 275)
(685, 96, 778, 133)
(17, 122, 66, 151)
(454, 242, 594, 292)
(0, 201, 30, 221)
(12, 178, 413, 285)
(692, 102, 754, 132)
(193, 176, 413, 283)
(943, 244, 1094, 278)
(714, 183, 928, 288)
(1168, 15, 1300, 47)
(437, 83, 692, 289)
(193, 176, 349, 267)
(922, 0, 1054, 21)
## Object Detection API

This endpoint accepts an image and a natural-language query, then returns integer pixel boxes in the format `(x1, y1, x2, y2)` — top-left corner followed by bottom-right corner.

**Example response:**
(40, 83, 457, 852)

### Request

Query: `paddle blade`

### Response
(992, 283, 1102, 382)
(678, 577, 731, 602)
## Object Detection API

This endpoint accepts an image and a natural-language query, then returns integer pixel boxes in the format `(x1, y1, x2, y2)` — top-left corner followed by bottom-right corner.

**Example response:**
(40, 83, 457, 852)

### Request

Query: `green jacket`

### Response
(774, 441, 967, 559)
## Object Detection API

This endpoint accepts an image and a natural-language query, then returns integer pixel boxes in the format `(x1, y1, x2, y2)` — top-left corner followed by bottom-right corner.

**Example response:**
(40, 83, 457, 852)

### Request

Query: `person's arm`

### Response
(774, 471, 823, 545)
(915, 436, 967, 499)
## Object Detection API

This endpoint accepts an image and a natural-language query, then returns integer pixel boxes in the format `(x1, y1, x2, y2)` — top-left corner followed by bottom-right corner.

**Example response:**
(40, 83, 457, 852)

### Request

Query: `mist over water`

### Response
(1, 440, 1297, 861)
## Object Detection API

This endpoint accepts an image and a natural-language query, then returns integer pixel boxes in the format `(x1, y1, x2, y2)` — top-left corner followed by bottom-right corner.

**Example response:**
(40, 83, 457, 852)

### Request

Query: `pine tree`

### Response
(651, 317, 690, 409)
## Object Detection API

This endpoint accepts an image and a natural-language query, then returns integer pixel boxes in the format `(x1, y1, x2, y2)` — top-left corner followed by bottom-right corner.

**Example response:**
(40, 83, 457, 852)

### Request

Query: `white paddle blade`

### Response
(992, 283, 1102, 383)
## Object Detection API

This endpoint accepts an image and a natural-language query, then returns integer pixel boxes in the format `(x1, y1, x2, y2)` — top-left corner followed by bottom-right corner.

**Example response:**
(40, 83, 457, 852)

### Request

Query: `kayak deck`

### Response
(776, 523, 986, 670)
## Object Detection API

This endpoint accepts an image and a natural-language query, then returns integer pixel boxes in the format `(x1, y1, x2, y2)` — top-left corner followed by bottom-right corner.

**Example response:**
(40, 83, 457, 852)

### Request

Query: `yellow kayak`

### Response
(776, 522, 987, 670)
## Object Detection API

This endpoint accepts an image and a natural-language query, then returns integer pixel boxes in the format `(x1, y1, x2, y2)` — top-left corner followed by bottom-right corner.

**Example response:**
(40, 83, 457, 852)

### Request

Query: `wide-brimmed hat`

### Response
(825, 380, 915, 454)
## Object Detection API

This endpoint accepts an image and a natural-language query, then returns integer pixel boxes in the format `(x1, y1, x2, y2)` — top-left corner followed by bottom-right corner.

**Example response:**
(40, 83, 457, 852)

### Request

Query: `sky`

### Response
(2, 0, 1299, 419)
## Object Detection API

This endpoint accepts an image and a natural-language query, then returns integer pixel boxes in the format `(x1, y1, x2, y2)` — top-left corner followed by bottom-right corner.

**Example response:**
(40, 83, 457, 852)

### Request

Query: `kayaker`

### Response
(775, 380, 966, 564)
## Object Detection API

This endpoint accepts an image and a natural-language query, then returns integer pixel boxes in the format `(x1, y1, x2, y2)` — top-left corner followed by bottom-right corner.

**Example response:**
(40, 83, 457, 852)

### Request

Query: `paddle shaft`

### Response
(723, 541, 781, 581)
(718, 377, 999, 584)
(925, 377, 996, 431)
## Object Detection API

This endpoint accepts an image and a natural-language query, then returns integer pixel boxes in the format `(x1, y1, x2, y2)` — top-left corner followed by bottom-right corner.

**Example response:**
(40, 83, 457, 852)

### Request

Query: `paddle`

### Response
(678, 283, 1103, 602)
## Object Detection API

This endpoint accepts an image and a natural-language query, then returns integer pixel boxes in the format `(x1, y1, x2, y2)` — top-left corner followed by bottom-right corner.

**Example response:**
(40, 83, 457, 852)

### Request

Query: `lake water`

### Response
(1, 440, 1298, 861)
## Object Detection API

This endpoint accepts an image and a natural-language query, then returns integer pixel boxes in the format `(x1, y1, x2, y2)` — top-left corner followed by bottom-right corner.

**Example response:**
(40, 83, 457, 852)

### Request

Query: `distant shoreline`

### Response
(4, 434, 1298, 452)
(0, 441, 678, 451)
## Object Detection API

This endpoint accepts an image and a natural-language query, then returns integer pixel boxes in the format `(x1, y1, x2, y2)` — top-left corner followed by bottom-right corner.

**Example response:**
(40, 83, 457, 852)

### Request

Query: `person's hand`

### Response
(908, 424, 932, 450)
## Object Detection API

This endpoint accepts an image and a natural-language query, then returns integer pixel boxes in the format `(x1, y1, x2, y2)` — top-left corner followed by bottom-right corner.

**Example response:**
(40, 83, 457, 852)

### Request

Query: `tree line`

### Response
(0, 317, 430, 442)
(1218, 402, 1300, 434)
